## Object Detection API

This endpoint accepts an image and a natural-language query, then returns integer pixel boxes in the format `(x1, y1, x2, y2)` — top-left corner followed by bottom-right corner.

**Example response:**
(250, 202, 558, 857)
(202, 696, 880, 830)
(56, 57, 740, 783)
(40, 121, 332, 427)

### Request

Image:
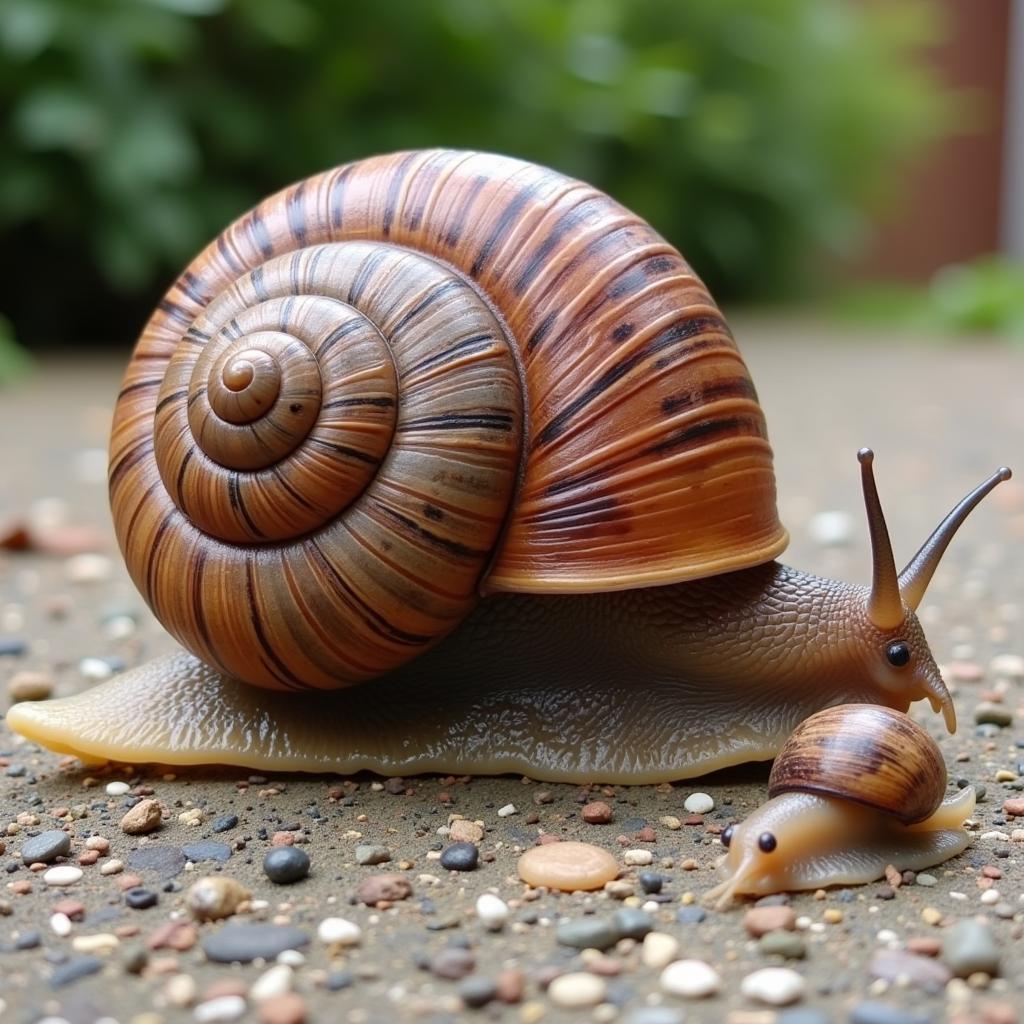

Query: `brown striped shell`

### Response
(768, 705, 947, 825)
(111, 149, 787, 691)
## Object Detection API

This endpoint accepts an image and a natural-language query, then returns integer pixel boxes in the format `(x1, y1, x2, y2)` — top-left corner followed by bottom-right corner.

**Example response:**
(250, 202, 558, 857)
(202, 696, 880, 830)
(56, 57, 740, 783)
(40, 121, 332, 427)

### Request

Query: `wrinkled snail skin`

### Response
(4, 148, 1012, 778)
(9, 563, 949, 780)
(705, 788, 977, 908)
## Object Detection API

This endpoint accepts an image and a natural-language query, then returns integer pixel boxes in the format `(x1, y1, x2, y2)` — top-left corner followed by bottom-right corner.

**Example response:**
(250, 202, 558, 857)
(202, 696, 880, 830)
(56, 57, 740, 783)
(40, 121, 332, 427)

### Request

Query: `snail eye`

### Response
(757, 831, 777, 853)
(721, 825, 734, 848)
(886, 641, 911, 667)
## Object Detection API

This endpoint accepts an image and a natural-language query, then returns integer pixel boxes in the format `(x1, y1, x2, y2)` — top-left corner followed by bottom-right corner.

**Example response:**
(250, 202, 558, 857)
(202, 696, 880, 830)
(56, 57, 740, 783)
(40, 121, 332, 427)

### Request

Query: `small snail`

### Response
(8, 149, 1010, 780)
(705, 704, 976, 907)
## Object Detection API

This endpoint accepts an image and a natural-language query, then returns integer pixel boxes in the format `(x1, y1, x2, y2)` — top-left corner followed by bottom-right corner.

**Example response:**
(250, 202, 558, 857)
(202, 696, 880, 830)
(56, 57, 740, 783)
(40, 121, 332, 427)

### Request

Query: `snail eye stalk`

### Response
(721, 825, 734, 848)
(758, 832, 777, 853)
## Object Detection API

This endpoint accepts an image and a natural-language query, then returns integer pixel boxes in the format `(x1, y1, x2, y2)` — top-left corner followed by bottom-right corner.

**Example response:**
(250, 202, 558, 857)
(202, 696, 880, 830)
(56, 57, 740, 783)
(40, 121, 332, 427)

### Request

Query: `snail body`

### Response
(706, 706, 976, 905)
(7, 150, 1010, 781)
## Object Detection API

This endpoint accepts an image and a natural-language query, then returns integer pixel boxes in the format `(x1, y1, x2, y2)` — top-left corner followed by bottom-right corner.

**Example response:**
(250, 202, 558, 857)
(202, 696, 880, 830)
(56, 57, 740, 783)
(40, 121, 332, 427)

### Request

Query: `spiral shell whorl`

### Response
(113, 241, 523, 689)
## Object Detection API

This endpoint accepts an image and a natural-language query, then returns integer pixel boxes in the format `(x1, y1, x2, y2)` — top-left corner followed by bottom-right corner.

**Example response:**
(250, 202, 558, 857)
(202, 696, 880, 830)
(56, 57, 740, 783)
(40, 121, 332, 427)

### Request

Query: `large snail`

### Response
(705, 705, 976, 905)
(7, 149, 1011, 782)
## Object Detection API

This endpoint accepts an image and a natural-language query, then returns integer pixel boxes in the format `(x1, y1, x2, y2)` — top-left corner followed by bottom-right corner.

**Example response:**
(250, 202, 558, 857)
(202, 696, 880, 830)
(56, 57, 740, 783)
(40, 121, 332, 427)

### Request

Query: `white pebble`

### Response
(980, 889, 1001, 905)
(475, 893, 509, 930)
(165, 973, 198, 1007)
(876, 929, 898, 944)
(990, 653, 1024, 681)
(194, 996, 247, 1023)
(548, 972, 607, 1008)
(660, 959, 722, 998)
(50, 913, 72, 937)
(808, 509, 854, 546)
(100, 859, 124, 875)
(642, 931, 680, 969)
(65, 553, 113, 584)
(497, 803, 517, 817)
(276, 949, 305, 966)
(43, 866, 83, 887)
(683, 792, 714, 814)
(623, 849, 653, 866)
(981, 831, 1011, 841)
(79, 657, 113, 681)
(72, 933, 119, 953)
(105, 781, 130, 797)
(317, 916, 362, 946)
(249, 963, 292, 1001)
(741, 967, 806, 1006)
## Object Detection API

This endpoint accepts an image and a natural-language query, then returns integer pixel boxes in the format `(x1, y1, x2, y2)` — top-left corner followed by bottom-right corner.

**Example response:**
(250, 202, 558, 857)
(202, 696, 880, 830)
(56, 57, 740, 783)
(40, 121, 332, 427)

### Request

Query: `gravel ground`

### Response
(1, 323, 1023, 1024)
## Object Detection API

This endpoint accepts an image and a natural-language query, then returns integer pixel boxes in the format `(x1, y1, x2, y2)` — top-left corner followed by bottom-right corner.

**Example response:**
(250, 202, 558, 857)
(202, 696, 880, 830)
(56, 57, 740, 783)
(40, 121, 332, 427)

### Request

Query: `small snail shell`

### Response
(6, 150, 1011, 780)
(706, 704, 975, 908)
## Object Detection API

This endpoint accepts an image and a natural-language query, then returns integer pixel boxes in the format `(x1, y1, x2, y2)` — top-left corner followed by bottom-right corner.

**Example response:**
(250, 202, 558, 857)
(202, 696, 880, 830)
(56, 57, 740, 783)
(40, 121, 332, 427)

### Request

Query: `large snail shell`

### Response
(111, 149, 787, 690)
(768, 704, 947, 825)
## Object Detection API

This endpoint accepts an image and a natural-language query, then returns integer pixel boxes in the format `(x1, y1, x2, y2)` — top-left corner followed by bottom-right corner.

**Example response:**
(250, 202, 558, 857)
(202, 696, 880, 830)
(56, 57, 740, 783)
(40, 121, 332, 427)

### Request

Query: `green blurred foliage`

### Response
(835, 256, 1024, 339)
(0, 0, 946, 346)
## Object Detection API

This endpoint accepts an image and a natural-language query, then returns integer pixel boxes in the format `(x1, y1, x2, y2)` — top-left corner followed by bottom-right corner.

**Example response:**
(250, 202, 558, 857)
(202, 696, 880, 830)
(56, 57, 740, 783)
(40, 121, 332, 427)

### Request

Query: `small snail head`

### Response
(846, 450, 1011, 732)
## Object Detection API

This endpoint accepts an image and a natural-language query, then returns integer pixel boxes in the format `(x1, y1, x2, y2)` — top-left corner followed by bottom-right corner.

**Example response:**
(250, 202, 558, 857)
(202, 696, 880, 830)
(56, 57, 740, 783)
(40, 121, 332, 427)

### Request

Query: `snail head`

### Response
(854, 449, 1011, 733)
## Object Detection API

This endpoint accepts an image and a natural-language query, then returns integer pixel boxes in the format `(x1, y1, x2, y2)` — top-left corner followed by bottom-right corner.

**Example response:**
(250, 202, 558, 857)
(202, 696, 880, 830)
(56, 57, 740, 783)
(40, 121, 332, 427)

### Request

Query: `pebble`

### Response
(548, 972, 607, 1008)
(250, 964, 293, 1001)
(683, 792, 714, 814)
(517, 841, 619, 891)
(212, 814, 239, 833)
(458, 975, 497, 1008)
(915, 872, 937, 886)
(430, 947, 476, 980)
(641, 931, 680, 969)
(202, 924, 310, 964)
(7, 670, 53, 701)
(660, 959, 722, 998)
(354, 843, 391, 866)
(183, 840, 232, 863)
(50, 912, 72, 937)
(21, 829, 71, 864)
(66, 552, 113, 583)
(990, 653, 1024, 681)
(100, 859, 125, 876)
(356, 872, 412, 905)
(186, 876, 251, 921)
(759, 931, 807, 959)
(638, 870, 663, 894)
(497, 803, 516, 817)
(50, 955, 103, 987)
(120, 798, 163, 835)
(125, 888, 159, 910)
(127, 845, 186, 877)
(849, 1002, 931, 1024)
(194, 995, 247, 1022)
(106, 780, 131, 796)
(975, 703, 1014, 727)
(439, 841, 479, 871)
(744, 905, 797, 936)
(475, 892, 509, 930)
(72, 932, 119, 953)
(869, 950, 951, 992)
(623, 848, 654, 866)
(582, 801, 614, 823)
(556, 916, 620, 950)
(740, 967, 806, 1005)
(449, 819, 484, 843)
(808, 509, 853, 545)
(258, 993, 307, 1024)
(613, 906, 654, 940)
(44, 865, 83, 887)
(263, 846, 310, 884)
(317, 917, 361, 946)
(942, 918, 1001, 977)
(675, 906, 707, 924)
(1003, 797, 1024, 817)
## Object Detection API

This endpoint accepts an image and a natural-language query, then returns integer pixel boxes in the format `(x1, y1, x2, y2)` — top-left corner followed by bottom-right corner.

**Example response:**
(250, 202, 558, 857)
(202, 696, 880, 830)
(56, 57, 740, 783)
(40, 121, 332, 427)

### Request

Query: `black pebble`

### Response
(439, 842, 479, 872)
(612, 907, 654, 940)
(0, 639, 27, 657)
(50, 956, 103, 988)
(458, 975, 497, 1008)
(263, 845, 310, 884)
(638, 870, 663, 894)
(124, 888, 158, 910)
(211, 814, 239, 833)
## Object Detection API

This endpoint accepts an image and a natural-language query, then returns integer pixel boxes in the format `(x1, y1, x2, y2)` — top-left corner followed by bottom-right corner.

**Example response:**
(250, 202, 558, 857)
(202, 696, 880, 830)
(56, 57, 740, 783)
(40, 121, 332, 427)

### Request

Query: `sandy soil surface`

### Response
(1, 323, 1022, 1024)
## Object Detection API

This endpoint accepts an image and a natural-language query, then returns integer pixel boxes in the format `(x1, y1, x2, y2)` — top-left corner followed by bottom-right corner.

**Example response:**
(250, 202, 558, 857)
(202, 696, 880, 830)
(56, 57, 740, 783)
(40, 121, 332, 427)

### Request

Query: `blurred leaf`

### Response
(0, 315, 32, 384)
(13, 87, 107, 152)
